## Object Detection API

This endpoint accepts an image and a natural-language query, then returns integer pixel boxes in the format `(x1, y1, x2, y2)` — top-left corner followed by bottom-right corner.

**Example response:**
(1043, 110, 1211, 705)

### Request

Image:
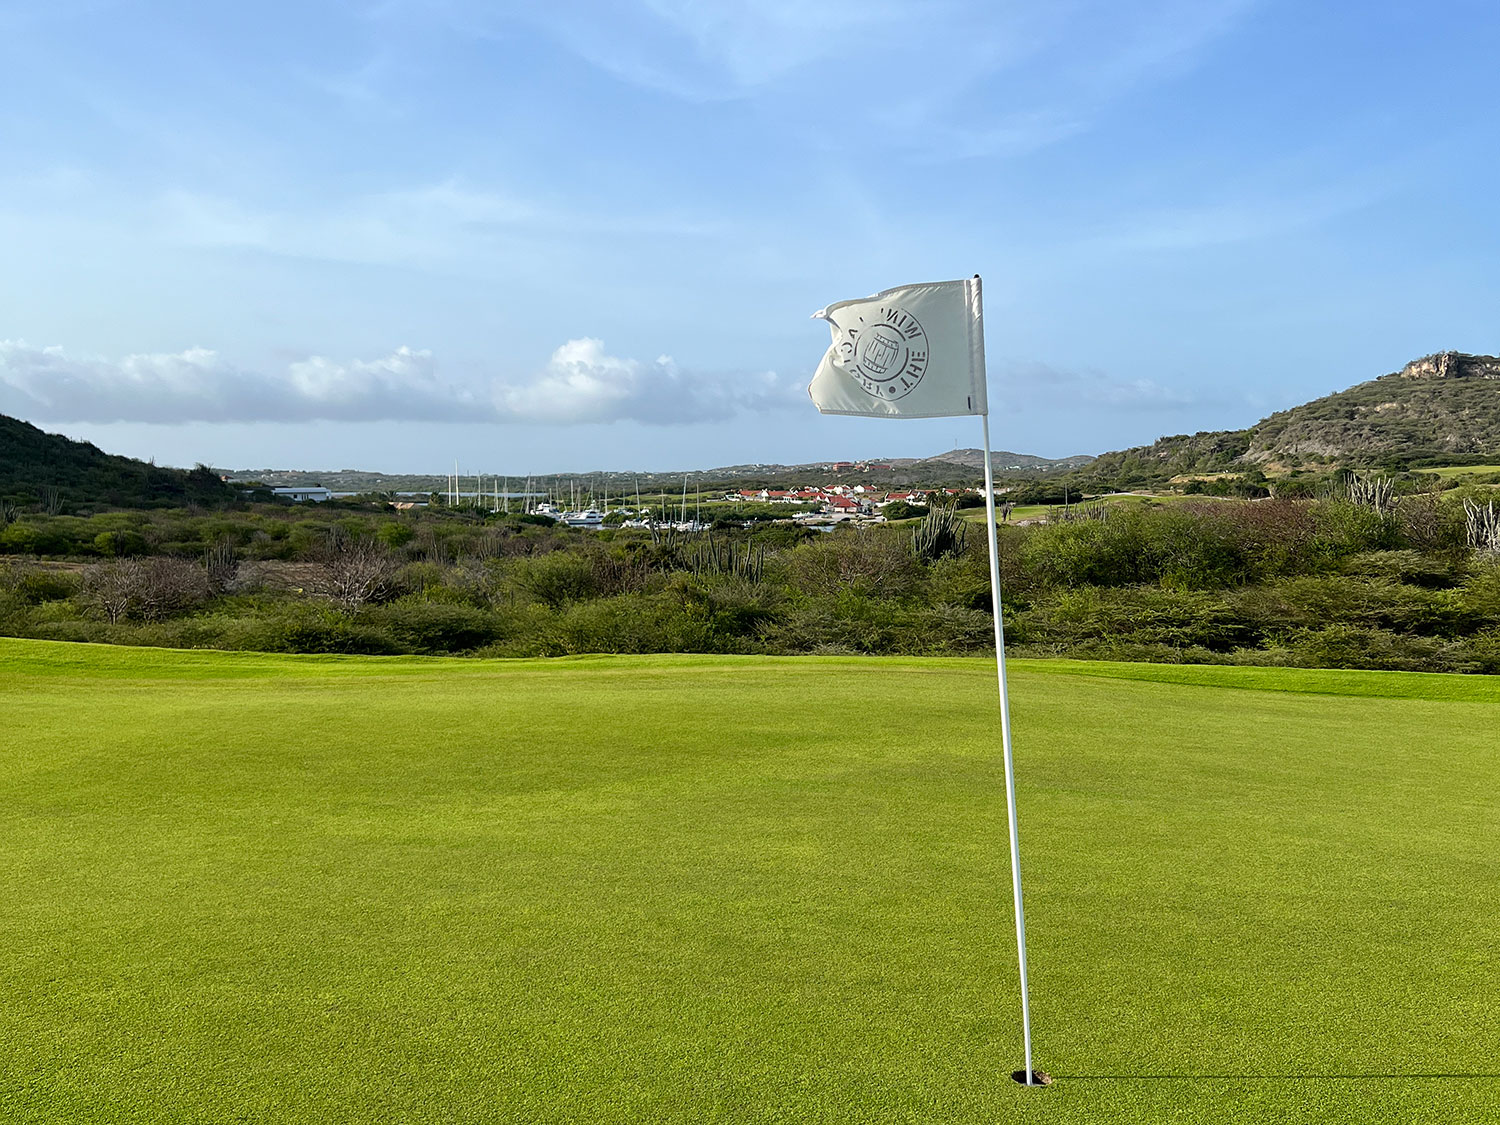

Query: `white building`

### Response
(272, 486, 333, 502)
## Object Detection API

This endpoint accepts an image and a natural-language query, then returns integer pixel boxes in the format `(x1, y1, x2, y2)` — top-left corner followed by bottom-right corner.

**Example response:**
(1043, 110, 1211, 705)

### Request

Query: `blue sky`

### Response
(1, 0, 1497, 473)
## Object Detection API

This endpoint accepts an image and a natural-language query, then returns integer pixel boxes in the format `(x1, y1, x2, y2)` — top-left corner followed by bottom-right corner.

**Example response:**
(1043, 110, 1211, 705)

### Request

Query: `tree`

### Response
(83, 557, 208, 623)
(135, 558, 209, 620)
(81, 560, 144, 624)
(310, 529, 402, 608)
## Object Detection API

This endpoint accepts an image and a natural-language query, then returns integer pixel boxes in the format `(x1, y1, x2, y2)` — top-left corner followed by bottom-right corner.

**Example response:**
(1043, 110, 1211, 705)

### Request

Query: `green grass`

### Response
(1420, 464, 1500, 479)
(3, 639, 1498, 1124)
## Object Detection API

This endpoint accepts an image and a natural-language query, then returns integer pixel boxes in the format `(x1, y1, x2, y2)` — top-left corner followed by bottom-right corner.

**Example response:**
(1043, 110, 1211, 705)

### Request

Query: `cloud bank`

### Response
(0, 338, 800, 426)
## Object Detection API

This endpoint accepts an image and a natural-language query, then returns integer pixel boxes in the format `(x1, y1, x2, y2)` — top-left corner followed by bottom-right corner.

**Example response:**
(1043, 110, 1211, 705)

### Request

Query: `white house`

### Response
(272, 486, 333, 502)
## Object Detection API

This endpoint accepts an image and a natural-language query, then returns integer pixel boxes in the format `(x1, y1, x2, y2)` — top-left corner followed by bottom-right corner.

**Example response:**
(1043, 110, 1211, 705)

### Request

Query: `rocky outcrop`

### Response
(1082, 351, 1500, 482)
(1399, 352, 1500, 380)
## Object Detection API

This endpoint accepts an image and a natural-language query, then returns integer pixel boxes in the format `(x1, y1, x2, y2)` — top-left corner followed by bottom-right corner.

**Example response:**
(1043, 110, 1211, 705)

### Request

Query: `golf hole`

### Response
(1012, 1069, 1054, 1087)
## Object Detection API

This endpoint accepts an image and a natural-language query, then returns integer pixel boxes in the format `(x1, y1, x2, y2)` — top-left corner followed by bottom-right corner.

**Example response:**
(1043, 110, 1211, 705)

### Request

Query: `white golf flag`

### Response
(809, 278, 987, 418)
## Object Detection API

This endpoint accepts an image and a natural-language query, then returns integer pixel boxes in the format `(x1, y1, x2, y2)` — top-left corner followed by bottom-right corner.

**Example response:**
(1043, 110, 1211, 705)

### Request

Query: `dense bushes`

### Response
(3, 493, 1500, 671)
(788, 531, 922, 598)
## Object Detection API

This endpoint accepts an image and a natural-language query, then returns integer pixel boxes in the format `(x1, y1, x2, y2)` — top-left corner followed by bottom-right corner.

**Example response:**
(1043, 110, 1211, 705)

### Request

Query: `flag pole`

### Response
(975, 279, 1036, 1086)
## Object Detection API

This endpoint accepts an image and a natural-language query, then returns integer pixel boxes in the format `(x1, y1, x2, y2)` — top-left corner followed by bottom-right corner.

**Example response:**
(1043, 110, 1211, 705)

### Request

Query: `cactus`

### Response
(685, 533, 766, 581)
(1347, 472, 1395, 512)
(912, 500, 967, 562)
(1464, 498, 1500, 553)
(1055, 500, 1109, 523)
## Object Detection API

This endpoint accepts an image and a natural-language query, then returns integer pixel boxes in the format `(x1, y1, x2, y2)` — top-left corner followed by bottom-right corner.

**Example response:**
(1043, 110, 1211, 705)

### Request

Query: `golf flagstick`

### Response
(972, 275, 1036, 1085)
(981, 409, 1036, 1087)
(808, 275, 1039, 1086)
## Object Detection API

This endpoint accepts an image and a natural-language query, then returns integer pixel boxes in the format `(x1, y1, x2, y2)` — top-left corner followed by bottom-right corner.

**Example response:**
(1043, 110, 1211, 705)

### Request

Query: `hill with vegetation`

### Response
(1079, 352, 1500, 489)
(902, 448, 1094, 473)
(0, 414, 234, 511)
(223, 449, 1089, 496)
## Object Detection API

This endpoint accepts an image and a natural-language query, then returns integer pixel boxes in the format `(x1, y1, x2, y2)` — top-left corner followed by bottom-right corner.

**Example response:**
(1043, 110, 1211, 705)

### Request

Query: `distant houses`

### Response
(271, 486, 333, 502)
(827, 460, 891, 471)
(724, 482, 985, 520)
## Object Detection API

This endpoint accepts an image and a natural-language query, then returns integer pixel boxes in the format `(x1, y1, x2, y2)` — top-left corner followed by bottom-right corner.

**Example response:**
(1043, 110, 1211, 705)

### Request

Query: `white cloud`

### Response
(502, 338, 798, 423)
(0, 338, 799, 426)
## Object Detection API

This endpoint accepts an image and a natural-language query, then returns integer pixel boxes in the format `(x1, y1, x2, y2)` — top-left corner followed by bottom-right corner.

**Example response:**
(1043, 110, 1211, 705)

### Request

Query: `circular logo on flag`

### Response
(837, 306, 929, 400)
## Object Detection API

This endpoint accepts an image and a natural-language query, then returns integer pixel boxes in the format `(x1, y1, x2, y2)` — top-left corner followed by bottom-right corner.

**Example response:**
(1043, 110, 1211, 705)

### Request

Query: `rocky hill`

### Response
(1082, 351, 1500, 485)
(909, 448, 1094, 473)
(0, 414, 235, 510)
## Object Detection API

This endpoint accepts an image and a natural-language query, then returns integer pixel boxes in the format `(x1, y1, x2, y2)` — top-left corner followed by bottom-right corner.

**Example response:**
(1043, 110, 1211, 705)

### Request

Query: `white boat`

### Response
(563, 508, 605, 527)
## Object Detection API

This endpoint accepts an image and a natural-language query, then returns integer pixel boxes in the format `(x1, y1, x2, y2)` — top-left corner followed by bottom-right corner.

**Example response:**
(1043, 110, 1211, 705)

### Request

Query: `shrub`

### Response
(1343, 550, 1463, 589)
(1014, 586, 1251, 651)
(668, 573, 780, 639)
(1233, 577, 1470, 639)
(79, 558, 207, 623)
(927, 548, 992, 610)
(557, 595, 715, 654)
(364, 601, 502, 654)
(882, 500, 927, 520)
(308, 530, 403, 608)
(507, 550, 604, 607)
(0, 564, 80, 603)
(1182, 500, 1317, 582)
(788, 529, 923, 599)
(377, 522, 416, 549)
(1396, 493, 1466, 554)
(1142, 509, 1249, 589)
(1020, 515, 1151, 587)
(137, 558, 210, 621)
(253, 604, 406, 655)
(1451, 629, 1500, 674)
(1310, 501, 1403, 560)
(93, 529, 149, 557)
(1279, 625, 1449, 672)
(0, 523, 38, 554)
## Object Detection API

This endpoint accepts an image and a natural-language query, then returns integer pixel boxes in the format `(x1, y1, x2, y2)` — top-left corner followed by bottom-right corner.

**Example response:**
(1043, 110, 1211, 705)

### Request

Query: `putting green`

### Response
(2, 639, 1497, 1123)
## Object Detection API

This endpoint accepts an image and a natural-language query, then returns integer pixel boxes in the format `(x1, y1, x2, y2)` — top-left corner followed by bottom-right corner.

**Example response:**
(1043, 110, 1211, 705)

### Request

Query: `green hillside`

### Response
(0, 414, 234, 510)
(1082, 351, 1500, 487)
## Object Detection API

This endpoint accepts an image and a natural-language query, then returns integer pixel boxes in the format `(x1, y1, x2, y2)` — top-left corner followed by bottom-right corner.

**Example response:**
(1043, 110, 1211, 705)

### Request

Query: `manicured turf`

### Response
(3, 639, 1498, 1123)
(1421, 464, 1500, 480)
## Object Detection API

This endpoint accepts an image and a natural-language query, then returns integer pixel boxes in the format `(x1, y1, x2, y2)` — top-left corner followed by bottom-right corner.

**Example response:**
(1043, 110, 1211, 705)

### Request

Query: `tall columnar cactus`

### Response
(1464, 498, 1500, 553)
(688, 534, 766, 581)
(912, 500, 968, 562)
(1347, 472, 1395, 512)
